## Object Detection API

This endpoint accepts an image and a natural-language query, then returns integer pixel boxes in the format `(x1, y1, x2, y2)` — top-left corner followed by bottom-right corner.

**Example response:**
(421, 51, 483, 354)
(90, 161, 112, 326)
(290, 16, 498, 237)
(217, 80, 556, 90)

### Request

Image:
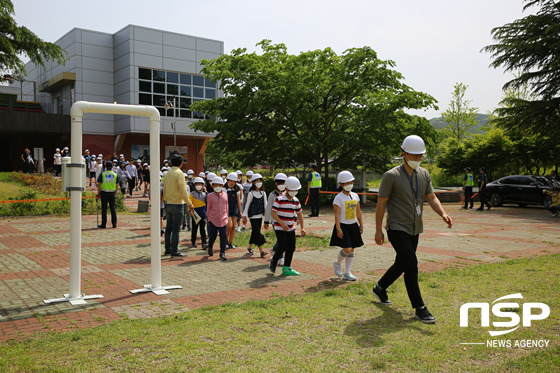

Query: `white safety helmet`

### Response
(187, 169, 194, 175)
(98, 154, 103, 158)
(337, 171, 355, 184)
(274, 173, 287, 181)
(212, 177, 225, 185)
(184, 172, 188, 177)
(401, 135, 426, 155)
(162, 171, 168, 176)
(252, 173, 263, 181)
(194, 177, 204, 184)
(236, 170, 242, 175)
(285, 176, 301, 190)
(91, 155, 96, 159)
(137, 159, 142, 163)
(199, 172, 205, 178)
(207, 172, 217, 181)
(143, 163, 148, 166)
(246, 170, 254, 176)
(161, 166, 167, 171)
(64, 147, 69, 150)
(227, 172, 238, 181)
(220, 169, 227, 175)
(56, 148, 60, 151)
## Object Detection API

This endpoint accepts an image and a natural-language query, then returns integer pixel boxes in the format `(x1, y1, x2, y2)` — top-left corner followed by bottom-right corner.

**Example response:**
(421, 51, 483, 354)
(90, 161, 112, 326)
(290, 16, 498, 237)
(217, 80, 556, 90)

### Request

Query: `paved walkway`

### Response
(1, 194, 559, 341)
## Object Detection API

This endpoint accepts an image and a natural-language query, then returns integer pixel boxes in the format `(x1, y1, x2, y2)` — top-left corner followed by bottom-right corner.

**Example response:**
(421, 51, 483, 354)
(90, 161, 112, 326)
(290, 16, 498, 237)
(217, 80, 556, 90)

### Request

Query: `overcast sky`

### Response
(13, 0, 532, 119)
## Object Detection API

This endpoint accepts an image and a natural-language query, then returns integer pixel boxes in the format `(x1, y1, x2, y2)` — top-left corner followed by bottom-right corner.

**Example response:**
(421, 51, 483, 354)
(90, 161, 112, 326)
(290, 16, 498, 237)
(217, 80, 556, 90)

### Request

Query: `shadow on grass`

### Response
(344, 303, 435, 347)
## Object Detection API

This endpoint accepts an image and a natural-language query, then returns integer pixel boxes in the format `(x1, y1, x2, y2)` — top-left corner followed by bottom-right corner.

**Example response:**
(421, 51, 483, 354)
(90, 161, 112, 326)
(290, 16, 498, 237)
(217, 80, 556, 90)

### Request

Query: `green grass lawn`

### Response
(1, 254, 559, 372)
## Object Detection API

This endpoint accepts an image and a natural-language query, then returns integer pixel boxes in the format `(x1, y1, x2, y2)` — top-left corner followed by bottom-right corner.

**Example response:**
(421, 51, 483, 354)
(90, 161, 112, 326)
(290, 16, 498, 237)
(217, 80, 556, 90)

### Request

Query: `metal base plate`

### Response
(44, 293, 104, 305)
(130, 284, 182, 295)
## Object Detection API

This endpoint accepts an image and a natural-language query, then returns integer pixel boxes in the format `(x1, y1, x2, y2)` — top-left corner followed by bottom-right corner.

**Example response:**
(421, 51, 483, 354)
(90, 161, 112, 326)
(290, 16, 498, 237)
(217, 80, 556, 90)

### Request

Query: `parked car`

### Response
(485, 175, 560, 207)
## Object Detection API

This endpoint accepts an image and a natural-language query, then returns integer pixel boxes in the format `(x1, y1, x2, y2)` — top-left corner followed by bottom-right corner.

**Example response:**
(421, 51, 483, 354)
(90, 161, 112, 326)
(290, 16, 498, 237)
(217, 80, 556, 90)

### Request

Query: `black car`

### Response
(485, 175, 560, 207)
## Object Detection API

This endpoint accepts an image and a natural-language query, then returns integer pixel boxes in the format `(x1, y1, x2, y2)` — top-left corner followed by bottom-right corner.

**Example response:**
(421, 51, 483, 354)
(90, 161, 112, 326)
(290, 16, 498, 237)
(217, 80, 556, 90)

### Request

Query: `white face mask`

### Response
(188, 175, 193, 179)
(277, 184, 286, 191)
(222, 175, 226, 180)
(255, 182, 263, 188)
(195, 185, 203, 191)
(288, 191, 298, 197)
(405, 155, 421, 170)
(343, 184, 353, 192)
(213, 187, 223, 193)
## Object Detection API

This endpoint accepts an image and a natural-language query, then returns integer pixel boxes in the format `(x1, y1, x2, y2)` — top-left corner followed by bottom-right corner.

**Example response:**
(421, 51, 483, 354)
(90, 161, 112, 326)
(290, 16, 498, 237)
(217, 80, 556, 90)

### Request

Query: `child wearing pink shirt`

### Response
(206, 177, 229, 261)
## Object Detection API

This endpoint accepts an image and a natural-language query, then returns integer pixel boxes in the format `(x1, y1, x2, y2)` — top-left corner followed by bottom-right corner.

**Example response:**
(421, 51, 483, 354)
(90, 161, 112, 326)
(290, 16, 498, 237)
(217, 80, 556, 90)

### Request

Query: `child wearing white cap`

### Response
(89, 155, 97, 187)
(53, 148, 62, 177)
(206, 177, 229, 261)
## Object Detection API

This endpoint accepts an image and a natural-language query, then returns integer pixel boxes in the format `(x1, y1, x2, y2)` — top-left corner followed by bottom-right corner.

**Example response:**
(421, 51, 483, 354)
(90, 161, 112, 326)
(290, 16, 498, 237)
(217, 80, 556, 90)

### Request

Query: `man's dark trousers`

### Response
(100, 191, 117, 227)
(309, 188, 320, 216)
(164, 204, 184, 254)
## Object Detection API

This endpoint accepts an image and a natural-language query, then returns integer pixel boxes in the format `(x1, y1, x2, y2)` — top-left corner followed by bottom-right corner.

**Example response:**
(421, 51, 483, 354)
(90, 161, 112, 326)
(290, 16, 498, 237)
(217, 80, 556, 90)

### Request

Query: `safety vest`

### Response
(310, 171, 322, 188)
(100, 171, 118, 192)
(466, 173, 474, 187)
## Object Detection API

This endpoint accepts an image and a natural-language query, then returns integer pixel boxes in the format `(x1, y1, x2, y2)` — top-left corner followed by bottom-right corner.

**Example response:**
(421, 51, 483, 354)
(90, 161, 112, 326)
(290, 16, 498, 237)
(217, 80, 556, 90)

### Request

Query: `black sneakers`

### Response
(415, 307, 436, 324)
(372, 285, 392, 304)
(269, 258, 277, 273)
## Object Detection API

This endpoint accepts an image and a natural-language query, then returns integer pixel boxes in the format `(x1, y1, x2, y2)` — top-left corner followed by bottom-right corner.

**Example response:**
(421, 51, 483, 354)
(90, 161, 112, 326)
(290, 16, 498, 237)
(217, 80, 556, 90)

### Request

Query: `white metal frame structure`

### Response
(44, 101, 181, 306)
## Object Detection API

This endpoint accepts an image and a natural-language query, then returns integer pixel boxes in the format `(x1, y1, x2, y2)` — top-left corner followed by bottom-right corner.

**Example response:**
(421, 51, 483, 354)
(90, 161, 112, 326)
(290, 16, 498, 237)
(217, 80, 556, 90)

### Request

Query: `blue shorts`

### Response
(228, 207, 239, 218)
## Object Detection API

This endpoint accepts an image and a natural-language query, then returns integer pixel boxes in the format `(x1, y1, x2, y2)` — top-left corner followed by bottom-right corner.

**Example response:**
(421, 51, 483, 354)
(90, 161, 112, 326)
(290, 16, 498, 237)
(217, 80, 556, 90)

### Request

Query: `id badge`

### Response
(416, 204, 422, 216)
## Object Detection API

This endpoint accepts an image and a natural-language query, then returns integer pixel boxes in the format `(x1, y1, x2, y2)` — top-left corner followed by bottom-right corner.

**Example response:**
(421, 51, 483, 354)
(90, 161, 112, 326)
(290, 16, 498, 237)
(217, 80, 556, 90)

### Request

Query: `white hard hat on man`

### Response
(401, 135, 426, 154)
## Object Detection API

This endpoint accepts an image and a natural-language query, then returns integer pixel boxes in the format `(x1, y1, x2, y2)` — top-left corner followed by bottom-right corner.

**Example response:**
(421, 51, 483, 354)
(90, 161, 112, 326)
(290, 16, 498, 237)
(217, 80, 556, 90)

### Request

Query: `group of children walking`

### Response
(182, 169, 364, 279)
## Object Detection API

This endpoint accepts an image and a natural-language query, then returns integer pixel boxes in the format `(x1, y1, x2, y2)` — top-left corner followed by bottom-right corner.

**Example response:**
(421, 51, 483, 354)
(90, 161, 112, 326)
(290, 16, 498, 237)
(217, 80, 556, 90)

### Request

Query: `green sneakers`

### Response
(282, 267, 300, 276)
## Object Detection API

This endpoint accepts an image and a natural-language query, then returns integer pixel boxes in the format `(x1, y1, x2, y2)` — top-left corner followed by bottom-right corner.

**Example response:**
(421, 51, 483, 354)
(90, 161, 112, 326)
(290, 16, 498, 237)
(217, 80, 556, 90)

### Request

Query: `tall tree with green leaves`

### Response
(0, 0, 68, 77)
(482, 0, 560, 137)
(439, 82, 479, 142)
(190, 40, 437, 187)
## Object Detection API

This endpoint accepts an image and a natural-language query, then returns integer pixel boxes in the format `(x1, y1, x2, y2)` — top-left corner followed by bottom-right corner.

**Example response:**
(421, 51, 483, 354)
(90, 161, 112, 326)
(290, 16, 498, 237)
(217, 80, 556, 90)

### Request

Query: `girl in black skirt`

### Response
(242, 173, 268, 258)
(330, 171, 364, 281)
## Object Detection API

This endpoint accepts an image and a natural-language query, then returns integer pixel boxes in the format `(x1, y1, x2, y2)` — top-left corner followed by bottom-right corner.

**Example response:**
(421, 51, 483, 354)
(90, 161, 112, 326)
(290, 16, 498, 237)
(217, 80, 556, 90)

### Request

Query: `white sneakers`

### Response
(343, 272, 356, 281)
(333, 261, 342, 277)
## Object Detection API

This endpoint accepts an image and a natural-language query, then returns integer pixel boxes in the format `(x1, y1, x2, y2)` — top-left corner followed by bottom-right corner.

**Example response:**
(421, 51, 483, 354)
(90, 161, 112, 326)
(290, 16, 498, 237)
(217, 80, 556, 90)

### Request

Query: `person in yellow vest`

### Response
(97, 161, 118, 229)
(307, 164, 322, 217)
(462, 167, 474, 209)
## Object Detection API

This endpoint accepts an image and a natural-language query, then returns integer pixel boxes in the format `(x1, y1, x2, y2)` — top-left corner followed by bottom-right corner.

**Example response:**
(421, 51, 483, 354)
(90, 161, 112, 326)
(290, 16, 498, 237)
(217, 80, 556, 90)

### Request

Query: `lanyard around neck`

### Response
(402, 165, 418, 200)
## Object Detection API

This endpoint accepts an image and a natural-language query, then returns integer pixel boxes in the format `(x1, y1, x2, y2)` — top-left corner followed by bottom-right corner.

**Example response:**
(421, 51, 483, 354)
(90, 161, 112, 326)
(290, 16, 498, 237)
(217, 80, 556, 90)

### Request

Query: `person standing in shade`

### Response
(163, 155, 193, 257)
(372, 135, 453, 324)
(477, 167, 491, 211)
(61, 147, 69, 158)
(331, 171, 364, 281)
(307, 164, 322, 217)
(53, 148, 62, 177)
(462, 167, 474, 209)
(21, 147, 34, 174)
(97, 161, 118, 229)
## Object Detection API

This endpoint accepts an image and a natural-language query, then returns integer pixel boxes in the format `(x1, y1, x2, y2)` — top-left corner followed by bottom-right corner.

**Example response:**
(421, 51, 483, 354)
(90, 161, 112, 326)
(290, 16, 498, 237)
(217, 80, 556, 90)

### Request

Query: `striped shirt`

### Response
(271, 194, 302, 231)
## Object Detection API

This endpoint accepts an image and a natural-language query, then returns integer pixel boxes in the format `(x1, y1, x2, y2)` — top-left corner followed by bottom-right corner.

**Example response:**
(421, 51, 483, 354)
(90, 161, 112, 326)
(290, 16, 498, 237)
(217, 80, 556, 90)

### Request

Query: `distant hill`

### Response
(429, 114, 490, 135)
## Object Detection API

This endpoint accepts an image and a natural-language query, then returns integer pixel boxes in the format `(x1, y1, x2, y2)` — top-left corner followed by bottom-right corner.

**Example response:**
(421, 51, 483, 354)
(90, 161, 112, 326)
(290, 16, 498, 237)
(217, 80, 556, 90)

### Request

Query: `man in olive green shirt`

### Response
(163, 155, 194, 257)
(373, 135, 453, 324)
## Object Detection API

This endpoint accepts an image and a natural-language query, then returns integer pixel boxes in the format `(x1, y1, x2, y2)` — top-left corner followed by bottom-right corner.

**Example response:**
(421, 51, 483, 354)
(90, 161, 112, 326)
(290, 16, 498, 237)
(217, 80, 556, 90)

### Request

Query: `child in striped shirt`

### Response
(269, 176, 306, 276)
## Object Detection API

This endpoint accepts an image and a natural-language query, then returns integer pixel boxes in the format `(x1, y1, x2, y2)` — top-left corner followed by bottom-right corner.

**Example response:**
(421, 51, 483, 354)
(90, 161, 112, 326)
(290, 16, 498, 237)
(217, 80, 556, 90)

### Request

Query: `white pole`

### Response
(150, 116, 162, 289)
(68, 115, 83, 299)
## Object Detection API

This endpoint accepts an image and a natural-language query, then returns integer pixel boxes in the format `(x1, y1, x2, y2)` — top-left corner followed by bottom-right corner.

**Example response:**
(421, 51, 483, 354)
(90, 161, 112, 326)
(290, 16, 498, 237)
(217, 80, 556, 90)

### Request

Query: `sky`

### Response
(12, 0, 533, 119)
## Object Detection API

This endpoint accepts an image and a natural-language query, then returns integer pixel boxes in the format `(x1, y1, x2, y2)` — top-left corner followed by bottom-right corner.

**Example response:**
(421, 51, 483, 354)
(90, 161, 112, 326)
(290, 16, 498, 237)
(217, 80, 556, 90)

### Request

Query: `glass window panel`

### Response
(193, 87, 204, 98)
(167, 71, 178, 83)
(153, 94, 166, 107)
(180, 109, 191, 118)
(153, 70, 165, 81)
(153, 82, 165, 94)
(179, 97, 191, 109)
(156, 107, 165, 117)
(193, 98, 204, 119)
(205, 78, 216, 88)
(139, 81, 151, 92)
(167, 84, 178, 95)
(205, 89, 216, 99)
(166, 108, 177, 117)
(139, 93, 152, 105)
(192, 75, 204, 86)
(180, 85, 191, 97)
(139, 68, 151, 80)
(180, 74, 191, 85)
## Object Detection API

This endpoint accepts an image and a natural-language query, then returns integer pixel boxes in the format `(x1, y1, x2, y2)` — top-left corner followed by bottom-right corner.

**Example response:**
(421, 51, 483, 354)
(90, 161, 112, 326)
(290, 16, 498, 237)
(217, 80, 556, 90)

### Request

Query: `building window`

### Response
(138, 67, 216, 118)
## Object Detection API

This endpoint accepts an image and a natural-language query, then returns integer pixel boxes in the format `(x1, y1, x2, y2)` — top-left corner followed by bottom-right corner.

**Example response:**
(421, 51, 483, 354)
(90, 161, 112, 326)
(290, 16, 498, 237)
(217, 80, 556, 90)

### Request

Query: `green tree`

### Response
(0, 0, 68, 77)
(190, 40, 437, 187)
(439, 82, 479, 142)
(482, 0, 560, 137)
